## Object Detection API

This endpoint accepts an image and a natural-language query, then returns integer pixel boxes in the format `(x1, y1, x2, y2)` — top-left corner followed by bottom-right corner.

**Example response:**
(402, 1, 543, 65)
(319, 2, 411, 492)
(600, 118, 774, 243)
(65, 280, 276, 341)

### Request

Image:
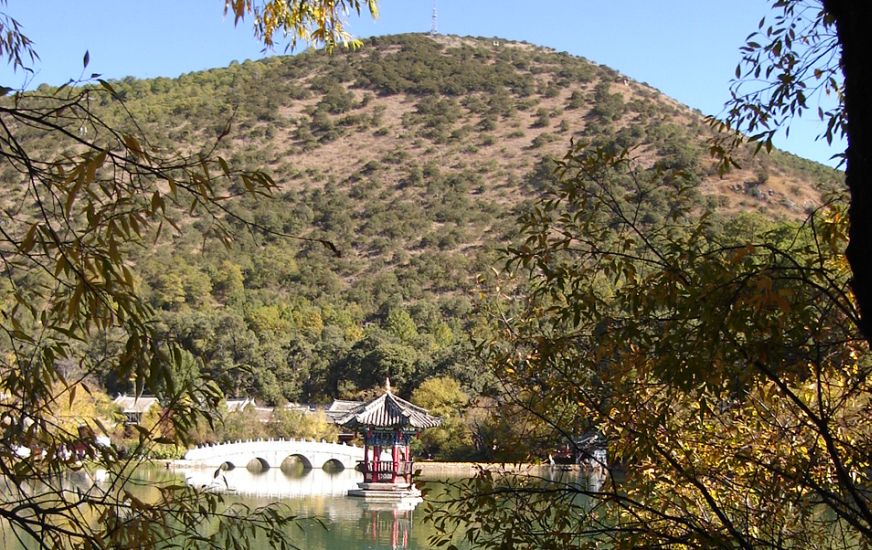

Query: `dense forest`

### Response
(1, 33, 843, 459)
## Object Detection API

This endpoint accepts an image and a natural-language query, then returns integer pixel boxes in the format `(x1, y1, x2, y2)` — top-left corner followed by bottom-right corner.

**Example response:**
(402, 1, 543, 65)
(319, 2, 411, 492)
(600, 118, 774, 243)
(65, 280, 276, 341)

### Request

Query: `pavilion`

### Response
(337, 381, 441, 501)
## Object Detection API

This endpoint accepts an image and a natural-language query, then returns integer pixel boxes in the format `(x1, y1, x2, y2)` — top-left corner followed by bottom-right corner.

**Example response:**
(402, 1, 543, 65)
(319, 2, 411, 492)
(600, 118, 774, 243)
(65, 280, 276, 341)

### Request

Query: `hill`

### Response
(1, 33, 844, 406)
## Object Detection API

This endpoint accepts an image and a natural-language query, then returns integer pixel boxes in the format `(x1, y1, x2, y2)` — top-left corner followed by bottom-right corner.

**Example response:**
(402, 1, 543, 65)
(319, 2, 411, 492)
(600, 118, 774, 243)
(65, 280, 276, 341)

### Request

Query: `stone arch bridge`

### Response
(183, 438, 365, 470)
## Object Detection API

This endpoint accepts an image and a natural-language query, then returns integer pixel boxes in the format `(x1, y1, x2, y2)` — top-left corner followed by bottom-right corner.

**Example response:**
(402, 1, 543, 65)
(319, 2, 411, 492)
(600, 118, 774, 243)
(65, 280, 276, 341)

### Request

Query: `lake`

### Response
(178, 465, 447, 549)
(2, 463, 596, 548)
(1, 464, 460, 549)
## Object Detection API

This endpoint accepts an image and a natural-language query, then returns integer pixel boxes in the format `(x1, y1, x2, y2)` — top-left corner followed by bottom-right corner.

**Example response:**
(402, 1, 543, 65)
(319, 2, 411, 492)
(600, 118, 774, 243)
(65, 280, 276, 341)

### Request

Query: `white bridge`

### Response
(183, 438, 365, 470)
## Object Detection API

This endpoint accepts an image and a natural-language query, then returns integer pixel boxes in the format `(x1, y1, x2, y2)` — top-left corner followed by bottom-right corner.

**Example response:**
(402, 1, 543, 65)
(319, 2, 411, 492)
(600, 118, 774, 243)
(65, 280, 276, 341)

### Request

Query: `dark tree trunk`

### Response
(823, 0, 872, 344)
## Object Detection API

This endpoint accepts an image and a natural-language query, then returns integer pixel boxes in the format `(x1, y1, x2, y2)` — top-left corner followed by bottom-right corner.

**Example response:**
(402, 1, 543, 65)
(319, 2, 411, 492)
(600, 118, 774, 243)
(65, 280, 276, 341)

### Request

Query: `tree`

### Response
(46, 381, 120, 435)
(226, 0, 379, 52)
(411, 375, 468, 418)
(0, 2, 377, 547)
(433, 144, 870, 548)
(340, 331, 421, 394)
(386, 306, 419, 343)
(411, 376, 474, 460)
(819, 1, 872, 345)
(219, 402, 267, 442)
(718, 0, 872, 347)
(427, 2, 872, 547)
(268, 407, 338, 441)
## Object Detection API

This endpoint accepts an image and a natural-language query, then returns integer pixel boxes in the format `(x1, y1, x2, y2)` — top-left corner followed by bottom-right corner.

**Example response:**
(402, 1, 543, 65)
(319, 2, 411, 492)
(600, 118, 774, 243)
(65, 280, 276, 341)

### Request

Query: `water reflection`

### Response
(177, 465, 424, 548)
(5, 465, 603, 549)
(544, 465, 606, 493)
(355, 503, 416, 549)
(178, 465, 364, 500)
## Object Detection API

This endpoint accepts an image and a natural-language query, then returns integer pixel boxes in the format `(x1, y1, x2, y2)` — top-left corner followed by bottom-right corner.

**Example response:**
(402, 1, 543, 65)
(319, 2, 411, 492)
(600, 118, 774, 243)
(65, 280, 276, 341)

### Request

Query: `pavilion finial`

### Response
(385, 377, 392, 393)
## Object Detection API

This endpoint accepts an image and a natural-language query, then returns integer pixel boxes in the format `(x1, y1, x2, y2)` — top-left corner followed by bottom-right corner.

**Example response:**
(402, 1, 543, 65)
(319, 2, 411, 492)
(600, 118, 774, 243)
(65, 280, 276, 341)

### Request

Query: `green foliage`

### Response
(340, 331, 422, 394)
(386, 307, 419, 342)
(589, 80, 625, 121)
(0, 2, 378, 547)
(356, 34, 536, 96)
(0, 17, 827, 416)
(0, 20, 847, 544)
(414, 415, 474, 460)
(268, 407, 339, 440)
(432, 143, 868, 547)
(411, 376, 468, 417)
(210, 260, 246, 306)
(566, 89, 586, 109)
(219, 403, 267, 441)
(411, 377, 474, 460)
(716, 0, 844, 161)
(531, 107, 551, 128)
(317, 83, 356, 113)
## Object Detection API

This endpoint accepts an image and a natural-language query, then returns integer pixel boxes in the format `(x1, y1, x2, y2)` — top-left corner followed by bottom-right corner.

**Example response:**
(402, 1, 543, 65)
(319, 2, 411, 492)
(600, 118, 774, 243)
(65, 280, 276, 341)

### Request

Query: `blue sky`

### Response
(0, 1, 843, 166)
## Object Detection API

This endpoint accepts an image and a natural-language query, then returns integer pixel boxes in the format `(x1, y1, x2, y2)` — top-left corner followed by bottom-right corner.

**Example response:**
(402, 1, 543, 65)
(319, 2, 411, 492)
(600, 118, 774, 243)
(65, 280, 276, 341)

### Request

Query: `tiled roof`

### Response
(325, 399, 364, 423)
(327, 399, 364, 413)
(337, 391, 441, 430)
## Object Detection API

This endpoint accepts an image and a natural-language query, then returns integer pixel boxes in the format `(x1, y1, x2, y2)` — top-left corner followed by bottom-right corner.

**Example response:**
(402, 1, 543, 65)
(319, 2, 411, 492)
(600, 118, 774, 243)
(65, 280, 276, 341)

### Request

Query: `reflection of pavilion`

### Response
(358, 501, 417, 550)
(336, 382, 441, 502)
(179, 466, 421, 548)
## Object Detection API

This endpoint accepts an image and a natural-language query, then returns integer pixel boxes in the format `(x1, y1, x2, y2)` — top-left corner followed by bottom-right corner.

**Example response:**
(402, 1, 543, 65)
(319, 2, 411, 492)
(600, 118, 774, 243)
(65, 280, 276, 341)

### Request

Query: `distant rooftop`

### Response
(326, 399, 364, 423)
(113, 394, 159, 414)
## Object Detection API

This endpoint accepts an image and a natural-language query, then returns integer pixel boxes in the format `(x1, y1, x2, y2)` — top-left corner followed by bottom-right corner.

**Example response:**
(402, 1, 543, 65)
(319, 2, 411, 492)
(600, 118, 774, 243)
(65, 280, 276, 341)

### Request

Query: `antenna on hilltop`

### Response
(430, 0, 438, 35)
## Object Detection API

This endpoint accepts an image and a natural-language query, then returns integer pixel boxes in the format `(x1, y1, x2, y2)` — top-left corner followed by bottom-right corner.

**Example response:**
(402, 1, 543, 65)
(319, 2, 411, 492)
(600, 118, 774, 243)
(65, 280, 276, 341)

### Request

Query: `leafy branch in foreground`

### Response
(722, 0, 843, 155)
(225, 0, 379, 51)
(429, 145, 870, 549)
(1, 1, 379, 547)
(1, 378, 310, 549)
(0, 75, 289, 548)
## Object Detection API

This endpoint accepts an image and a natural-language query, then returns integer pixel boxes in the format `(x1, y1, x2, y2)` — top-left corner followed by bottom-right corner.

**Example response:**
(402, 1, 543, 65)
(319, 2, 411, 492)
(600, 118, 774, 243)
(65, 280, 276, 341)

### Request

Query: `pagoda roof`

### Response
(337, 391, 441, 431)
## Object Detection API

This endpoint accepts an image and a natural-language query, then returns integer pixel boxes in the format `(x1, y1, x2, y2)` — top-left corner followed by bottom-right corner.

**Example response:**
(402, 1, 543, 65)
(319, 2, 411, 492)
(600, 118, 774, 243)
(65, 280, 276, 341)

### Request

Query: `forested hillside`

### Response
(1, 33, 842, 410)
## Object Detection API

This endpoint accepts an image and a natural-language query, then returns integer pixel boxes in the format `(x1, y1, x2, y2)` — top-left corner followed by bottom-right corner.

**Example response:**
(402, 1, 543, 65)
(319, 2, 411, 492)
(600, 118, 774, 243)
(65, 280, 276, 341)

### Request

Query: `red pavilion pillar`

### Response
(363, 443, 370, 482)
(391, 443, 399, 482)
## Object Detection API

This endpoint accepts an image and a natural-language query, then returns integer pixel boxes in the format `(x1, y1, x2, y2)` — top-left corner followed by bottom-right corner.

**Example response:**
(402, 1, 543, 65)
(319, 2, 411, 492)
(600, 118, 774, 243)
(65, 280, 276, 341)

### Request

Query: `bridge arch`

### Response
(247, 457, 270, 472)
(183, 439, 364, 471)
(322, 458, 345, 472)
(281, 454, 313, 472)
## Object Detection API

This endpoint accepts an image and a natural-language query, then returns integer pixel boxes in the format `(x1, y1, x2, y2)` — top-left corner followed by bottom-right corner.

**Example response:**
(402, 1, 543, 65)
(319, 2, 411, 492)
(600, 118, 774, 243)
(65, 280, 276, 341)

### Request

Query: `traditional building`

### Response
(325, 399, 364, 422)
(112, 394, 159, 425)
(337, 382, 441, 501)
(326, 398, 365, 443)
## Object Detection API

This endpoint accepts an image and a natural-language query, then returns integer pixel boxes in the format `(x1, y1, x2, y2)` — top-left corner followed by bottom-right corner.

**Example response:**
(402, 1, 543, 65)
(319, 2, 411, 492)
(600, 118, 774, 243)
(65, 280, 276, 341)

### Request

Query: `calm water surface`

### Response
(2, 465, 460, 549)
(181, 465, 447, 549)
(3, 464, 594, 549)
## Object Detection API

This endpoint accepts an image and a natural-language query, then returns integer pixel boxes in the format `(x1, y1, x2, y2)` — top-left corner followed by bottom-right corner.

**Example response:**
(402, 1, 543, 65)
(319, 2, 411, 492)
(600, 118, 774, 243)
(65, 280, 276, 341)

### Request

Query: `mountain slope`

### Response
(1, 33, 844, 404)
